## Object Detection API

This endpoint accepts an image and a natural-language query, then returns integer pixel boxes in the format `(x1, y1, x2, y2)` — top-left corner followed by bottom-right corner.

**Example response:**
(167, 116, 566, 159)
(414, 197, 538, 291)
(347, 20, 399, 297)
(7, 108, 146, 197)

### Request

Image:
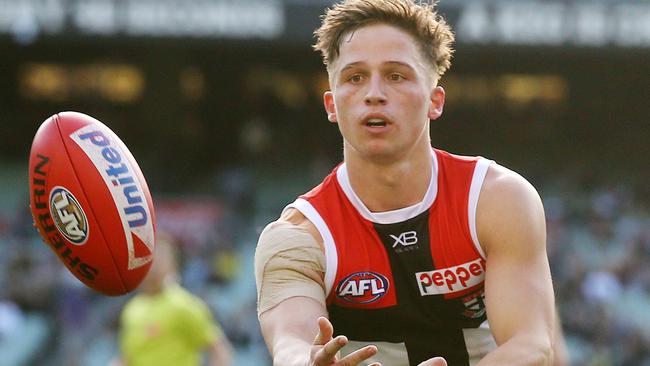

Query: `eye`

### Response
(348, 74, 364, 83)
(389, 73, 405, 81)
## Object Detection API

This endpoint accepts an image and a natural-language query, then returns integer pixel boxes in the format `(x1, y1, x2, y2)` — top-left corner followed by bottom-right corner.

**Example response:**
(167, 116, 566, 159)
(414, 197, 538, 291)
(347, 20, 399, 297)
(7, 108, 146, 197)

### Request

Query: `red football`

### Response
(28, 111, 156, 296)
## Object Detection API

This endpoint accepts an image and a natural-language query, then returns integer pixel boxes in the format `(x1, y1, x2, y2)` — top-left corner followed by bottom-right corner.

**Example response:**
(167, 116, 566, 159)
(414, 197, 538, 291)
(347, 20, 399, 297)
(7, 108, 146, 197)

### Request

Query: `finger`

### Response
(338, 344, 378, 366)
(316, 335, 348, 361)
(417, 357, 447, 366)
(313, 317, 334, 345)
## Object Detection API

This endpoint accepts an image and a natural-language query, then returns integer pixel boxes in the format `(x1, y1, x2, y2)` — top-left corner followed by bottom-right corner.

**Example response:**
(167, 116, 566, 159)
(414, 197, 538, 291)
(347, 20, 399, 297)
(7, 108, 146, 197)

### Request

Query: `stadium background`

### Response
(0, 0, 649, 365)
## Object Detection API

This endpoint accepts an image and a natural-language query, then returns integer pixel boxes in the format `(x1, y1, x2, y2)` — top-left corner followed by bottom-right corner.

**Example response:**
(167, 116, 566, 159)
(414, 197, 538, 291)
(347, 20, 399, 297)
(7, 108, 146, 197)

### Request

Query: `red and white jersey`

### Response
(285, 149, 497, 365)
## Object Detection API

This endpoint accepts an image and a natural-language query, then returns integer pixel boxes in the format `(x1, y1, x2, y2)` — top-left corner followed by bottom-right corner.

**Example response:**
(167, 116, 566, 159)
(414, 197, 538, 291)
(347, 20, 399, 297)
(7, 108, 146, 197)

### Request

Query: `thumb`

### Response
(313, 317, 334, 345)
(418, 357, 447, 366)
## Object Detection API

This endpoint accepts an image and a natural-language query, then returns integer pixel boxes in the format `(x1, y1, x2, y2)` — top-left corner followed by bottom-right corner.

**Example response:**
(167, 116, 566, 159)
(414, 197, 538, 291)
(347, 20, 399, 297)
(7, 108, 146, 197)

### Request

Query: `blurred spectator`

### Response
(113, 234, 233, 366)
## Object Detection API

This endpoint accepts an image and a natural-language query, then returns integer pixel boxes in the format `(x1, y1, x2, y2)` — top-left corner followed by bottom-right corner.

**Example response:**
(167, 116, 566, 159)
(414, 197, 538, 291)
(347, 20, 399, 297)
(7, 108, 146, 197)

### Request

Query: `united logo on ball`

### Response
(49, 186, 89, 245)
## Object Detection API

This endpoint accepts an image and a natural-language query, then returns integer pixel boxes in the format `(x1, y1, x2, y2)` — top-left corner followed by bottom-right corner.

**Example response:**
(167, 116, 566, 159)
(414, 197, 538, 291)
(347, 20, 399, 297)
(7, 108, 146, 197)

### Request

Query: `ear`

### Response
(428, 86, 445, 121)
(323, 90, 337, 123)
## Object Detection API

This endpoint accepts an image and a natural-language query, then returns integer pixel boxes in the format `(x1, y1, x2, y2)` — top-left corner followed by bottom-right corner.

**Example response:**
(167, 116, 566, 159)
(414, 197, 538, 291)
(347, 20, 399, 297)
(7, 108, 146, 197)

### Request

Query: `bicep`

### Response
(255, 220, 327, 316)
(483, 244, 554, 346)
(478, 167, 554, 346)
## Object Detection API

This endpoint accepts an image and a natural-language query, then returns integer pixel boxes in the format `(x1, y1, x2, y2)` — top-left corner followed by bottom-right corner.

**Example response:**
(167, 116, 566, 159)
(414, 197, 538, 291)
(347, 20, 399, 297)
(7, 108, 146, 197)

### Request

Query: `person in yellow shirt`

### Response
(114, 234, 232, 366)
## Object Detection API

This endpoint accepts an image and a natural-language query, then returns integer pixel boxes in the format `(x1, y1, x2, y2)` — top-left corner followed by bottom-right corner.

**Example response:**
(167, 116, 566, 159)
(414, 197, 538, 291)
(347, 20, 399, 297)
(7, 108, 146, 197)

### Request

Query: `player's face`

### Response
(324, 23, 445, 163)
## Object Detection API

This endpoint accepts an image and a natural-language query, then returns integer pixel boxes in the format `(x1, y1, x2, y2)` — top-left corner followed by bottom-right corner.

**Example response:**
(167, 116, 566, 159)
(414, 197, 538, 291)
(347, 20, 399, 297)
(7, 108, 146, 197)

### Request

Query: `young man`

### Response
(255, 1, 556, 365)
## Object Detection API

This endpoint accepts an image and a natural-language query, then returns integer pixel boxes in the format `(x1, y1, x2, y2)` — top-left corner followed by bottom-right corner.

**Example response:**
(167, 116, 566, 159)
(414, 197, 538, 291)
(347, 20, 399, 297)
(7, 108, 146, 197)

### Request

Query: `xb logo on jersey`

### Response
(390, 231, 419, 253)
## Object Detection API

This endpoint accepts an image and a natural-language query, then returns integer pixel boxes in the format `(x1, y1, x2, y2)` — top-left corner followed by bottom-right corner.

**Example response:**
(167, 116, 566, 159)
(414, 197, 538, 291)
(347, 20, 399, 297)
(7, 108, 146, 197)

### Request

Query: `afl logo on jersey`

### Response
(336, 271, 389, 304)
(49, 186, 89, 245)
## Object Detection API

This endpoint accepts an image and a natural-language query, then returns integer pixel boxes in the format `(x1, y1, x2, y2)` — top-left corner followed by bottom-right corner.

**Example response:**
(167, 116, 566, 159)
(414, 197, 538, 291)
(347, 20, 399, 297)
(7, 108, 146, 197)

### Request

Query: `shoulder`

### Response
(164, 285, 204, 309)
(477, 163, 546, 255)
(163, 286, 214, 322)
(121, 294, 144, 319)
(481, 164, 542, 208)
(257, 208, 323, 252)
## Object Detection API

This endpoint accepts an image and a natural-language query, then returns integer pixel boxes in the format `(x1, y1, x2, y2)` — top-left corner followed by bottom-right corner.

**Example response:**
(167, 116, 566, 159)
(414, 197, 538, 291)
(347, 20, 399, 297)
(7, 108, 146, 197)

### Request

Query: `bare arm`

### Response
(475, 165, 555, 365)
(260, 293, 380, 366)
(260, 296, 327, 365)
(256, 211, 380, 366)
(552, 310, 569, 366)
(207, 336, 233, 366)
(107, 357, 124, 366)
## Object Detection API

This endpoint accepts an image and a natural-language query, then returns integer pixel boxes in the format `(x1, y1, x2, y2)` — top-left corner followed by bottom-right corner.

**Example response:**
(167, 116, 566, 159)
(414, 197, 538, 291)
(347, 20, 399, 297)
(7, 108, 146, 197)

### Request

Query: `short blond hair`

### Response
(314, 0, 454, 80)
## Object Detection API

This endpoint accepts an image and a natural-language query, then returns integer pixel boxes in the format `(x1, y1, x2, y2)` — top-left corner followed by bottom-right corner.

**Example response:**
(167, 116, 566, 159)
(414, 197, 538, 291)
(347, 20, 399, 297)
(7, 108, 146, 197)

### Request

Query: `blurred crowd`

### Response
(0, 164, 649, 366)
(544, 182, 650, 365)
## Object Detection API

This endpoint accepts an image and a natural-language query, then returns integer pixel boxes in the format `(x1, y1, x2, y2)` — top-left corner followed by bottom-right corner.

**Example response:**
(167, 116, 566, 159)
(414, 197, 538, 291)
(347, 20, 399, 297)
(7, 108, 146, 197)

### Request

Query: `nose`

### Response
(364, 75, 387, 106)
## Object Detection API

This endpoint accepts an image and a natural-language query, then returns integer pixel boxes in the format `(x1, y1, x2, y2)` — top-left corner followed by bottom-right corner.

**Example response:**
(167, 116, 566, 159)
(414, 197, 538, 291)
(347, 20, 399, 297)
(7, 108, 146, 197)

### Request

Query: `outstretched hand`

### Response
(310, 317, 381, 366)
(417, 357, 447, 366)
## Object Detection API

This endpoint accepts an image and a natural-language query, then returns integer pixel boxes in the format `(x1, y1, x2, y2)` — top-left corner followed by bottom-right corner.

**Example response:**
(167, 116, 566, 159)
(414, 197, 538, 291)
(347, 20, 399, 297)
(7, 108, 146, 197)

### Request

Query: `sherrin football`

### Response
(28, 112, 156, 296)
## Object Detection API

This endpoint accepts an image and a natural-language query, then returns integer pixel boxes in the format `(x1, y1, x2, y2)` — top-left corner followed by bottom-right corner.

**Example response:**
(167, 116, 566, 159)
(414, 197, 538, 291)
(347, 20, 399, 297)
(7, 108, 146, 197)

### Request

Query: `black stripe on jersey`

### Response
(328, 210, 481, 365)
(372, 210, 471, 365)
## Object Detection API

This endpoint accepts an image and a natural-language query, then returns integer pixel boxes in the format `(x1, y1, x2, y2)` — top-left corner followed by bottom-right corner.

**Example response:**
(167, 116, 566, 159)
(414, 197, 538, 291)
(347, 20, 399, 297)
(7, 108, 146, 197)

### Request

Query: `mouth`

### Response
(365, 117, 388, 128)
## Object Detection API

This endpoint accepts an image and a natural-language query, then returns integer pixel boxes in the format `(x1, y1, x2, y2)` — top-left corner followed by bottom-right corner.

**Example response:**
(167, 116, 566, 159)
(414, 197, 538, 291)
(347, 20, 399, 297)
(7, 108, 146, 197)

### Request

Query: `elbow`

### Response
(542, 348, 553, 366)
(536, 337, 554, 366)
(518, 334, 554, 366)
(525, 325, 554, 365)
(516, 340, 552, 366)
(480, 333, 554, 366)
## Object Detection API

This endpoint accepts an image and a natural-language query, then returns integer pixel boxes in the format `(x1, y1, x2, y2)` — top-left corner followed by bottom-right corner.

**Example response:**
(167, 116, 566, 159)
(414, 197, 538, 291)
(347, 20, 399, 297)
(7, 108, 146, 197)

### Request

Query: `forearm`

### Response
(107, 357, 125, 366)
(270, 335, 314, 366)
(260, 297, 330, 366)
(208, 339, 233, 366)
(477, 334, 552, 366)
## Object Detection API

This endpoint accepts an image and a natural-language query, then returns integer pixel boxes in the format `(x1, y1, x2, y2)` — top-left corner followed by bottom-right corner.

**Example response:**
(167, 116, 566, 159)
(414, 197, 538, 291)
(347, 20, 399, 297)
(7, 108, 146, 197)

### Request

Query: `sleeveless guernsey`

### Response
(286, 149, 496, 366)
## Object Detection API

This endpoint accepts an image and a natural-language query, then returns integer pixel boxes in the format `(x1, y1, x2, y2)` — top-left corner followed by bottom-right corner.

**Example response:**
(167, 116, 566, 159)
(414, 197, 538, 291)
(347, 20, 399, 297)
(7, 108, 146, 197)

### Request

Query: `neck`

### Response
(344, 144, 433, 212)
(141, 274, 176, 296)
